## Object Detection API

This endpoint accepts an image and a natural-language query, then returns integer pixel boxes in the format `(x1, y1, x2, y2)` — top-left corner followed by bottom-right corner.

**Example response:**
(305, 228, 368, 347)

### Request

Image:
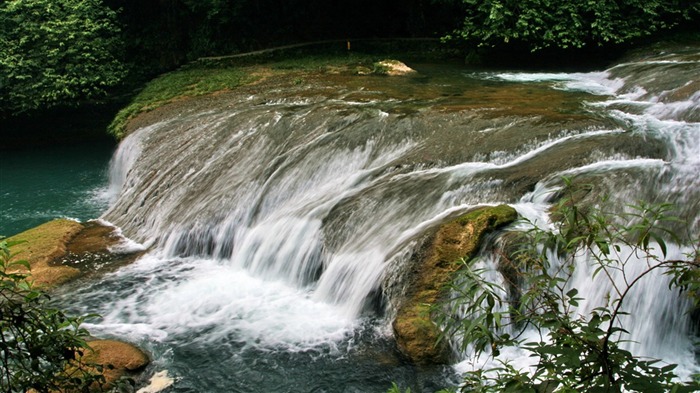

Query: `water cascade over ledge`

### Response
(60, 46, 699, 391)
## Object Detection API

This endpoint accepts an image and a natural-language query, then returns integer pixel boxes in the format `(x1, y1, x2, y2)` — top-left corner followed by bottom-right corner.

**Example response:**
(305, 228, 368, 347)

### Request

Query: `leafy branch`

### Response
(434, 187, 700, 392)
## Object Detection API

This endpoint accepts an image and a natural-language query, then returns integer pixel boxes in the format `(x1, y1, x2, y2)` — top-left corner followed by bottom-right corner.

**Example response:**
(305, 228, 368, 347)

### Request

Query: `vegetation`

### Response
(0, 0, 126, 117)
(443, 0, 700, 51)
(107, 66, 258, 139)
(432, 184, 700, 392)
(0, 238, 107, 392)
(2, 0, 697, 130)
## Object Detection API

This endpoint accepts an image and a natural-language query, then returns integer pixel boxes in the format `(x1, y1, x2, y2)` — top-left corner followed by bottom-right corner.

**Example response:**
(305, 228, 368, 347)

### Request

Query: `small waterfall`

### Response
(84, 47, 699, 390)
(454, 50, 700, 381)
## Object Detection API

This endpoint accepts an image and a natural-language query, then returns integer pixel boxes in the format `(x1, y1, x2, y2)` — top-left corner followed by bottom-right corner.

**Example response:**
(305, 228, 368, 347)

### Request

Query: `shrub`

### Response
(0, 238, 106, 392)
(435, 184, 700, 391)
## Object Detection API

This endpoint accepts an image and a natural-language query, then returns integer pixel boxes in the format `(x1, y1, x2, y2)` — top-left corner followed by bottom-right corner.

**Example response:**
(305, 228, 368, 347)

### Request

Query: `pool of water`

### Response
(0, 141, 115, 236)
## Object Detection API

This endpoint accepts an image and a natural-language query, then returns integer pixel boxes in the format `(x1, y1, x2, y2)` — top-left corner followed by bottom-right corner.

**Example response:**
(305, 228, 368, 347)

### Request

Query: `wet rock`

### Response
(375, 60, 417, 76)
(6, 219, 144, 288)
(392, 205, 518, 364)
(6, 219, 84, 288)
(81, 339, 150, 388)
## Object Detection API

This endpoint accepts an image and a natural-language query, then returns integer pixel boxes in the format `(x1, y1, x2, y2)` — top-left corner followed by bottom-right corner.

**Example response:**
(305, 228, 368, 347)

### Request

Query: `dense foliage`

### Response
(444, 0, 700, 51)
(0, 0, 126, 116)
(434, 187, 700, 392)
(103, 0, 461, 71)
(0, 239, 106, 392)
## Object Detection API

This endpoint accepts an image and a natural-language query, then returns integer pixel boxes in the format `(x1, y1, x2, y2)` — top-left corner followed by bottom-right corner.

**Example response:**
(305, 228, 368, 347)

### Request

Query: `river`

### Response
(7, 45, 699, 392)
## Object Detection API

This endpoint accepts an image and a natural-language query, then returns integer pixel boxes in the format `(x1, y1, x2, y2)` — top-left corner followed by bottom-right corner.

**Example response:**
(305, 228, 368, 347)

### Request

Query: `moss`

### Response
(393, 205, 518, 364)
(108, 52, 421, 139)
(108, 66, 259, 139)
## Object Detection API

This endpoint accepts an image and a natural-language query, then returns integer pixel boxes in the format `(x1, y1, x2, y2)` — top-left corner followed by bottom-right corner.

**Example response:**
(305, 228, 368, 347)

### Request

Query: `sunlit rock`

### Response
(81, 339, 150, 388)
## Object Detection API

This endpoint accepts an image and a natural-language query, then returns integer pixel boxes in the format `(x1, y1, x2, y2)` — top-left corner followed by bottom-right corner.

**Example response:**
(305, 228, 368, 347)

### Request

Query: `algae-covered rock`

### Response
(6, 219, 142, 288)
(6, 219, 84, 288)
(81, 340, 150, 388)
(393, 205, 518, 364)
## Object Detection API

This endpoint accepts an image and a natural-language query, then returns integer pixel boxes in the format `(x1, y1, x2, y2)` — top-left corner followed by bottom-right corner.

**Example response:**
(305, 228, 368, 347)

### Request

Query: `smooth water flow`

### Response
(57, 47, 699, 391)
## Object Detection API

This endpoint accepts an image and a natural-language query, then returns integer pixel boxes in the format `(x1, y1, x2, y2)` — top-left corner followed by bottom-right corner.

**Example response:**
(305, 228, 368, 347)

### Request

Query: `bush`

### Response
(444, 0, 700, 51)
(0, 0, 126, 117)
(0, 238, 106, 392)
(435, 184, 700, 392)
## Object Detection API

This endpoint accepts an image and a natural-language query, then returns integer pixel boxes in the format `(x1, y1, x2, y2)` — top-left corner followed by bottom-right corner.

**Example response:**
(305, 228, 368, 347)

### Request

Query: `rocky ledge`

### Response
(392, 205, 518, 364)
(6, 219, 150, 390)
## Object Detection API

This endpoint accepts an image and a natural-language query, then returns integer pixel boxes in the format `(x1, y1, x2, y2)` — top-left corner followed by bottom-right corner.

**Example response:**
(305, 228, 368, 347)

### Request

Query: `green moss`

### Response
(393, 205, 518, 364)
(108, 67, 258, 139)
(108, 52, 396, 139)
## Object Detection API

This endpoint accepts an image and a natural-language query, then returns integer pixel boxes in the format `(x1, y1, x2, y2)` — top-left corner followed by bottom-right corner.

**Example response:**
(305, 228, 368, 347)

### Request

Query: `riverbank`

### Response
(4, 219, 151, 389)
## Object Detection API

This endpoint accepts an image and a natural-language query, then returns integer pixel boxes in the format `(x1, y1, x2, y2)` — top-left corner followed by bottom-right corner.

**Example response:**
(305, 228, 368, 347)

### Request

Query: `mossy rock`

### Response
(6, 219, 143, 289)
(393, 205, 518, 364)
(80, 340, 150, 389)
(6, 219, 84, 288)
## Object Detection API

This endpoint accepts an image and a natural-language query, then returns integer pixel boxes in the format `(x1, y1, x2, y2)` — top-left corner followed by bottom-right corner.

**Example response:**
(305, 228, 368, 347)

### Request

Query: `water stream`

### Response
(54, 46, 699, 392)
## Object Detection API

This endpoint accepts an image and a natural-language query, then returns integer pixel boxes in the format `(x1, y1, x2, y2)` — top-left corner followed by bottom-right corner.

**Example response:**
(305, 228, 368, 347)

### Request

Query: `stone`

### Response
(81, 340, 150, 388)
(392, 205, 518, 364)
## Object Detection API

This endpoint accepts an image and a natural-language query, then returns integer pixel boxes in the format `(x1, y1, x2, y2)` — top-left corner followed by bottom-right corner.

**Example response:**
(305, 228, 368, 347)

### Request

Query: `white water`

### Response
(66, 51, 700, 391)
(455, 56, 700, 383)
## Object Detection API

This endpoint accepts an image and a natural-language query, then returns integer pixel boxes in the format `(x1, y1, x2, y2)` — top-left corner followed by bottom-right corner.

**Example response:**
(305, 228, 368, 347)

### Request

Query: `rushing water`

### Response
(52, 46, 700, 392)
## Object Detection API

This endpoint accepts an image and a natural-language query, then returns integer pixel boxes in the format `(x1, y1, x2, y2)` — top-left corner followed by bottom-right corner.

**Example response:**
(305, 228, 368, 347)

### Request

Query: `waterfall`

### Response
(455, 51, 700, 381)
(75, 47, 698, 390)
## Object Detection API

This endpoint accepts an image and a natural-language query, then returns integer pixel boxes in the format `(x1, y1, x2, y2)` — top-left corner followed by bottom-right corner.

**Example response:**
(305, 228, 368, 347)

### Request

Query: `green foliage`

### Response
(386, 381, 456, 393)
(444, 0, 700, 51)
(0, 0, 126, 116)
(0, 238, 106, 392)
(436, 184, 700, 392)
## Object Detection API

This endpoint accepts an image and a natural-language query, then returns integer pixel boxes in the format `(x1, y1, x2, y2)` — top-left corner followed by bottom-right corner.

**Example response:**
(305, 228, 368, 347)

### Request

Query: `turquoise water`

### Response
(0, 141, 115, 237)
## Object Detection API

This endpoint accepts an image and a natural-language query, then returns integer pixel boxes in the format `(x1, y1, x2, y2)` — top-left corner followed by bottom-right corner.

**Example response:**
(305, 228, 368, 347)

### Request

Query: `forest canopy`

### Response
(0, 0, 126, 116)
(444, 0, 700, 51)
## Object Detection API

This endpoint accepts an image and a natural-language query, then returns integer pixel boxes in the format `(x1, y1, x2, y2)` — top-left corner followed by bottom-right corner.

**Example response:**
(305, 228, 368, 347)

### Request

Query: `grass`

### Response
(108, 66, 257, 139)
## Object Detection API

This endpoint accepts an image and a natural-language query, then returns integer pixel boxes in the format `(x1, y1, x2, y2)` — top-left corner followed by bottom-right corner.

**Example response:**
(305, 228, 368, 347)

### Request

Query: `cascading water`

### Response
(56, 46, 699, 391)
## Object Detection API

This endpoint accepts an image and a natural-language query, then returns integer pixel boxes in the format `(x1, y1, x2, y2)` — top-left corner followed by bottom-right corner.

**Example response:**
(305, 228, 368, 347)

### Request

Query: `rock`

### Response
(6, 220, 152, 390)
(392, 205, 518, 364)
(81, 339, 150, 388)
(375, 60, 416, 76)
(6, 219, 144, 288)
(137, 370, 175, 393)
(6, 219, 84, 288)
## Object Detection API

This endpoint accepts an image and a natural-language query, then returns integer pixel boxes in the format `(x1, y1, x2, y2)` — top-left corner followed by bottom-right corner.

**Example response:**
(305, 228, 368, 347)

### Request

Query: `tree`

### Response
(0, 0, 127, 117)
(0, 238, 107, 392)
(443, 0, 700, 51)
(435, 185, 700, 392)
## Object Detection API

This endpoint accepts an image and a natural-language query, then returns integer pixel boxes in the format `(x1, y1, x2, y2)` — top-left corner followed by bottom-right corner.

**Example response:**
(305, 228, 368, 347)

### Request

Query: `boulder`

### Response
(392, 205, 518, 364)
(375, 60, 416, 76)
(6, 219, 84, 288)
(6, 219, 143, 288)
(81, 339, 150, 388)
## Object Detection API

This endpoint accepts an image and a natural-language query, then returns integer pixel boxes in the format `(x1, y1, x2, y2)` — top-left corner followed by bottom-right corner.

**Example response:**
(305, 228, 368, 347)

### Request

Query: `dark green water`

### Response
(0, 141, 115, 236)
